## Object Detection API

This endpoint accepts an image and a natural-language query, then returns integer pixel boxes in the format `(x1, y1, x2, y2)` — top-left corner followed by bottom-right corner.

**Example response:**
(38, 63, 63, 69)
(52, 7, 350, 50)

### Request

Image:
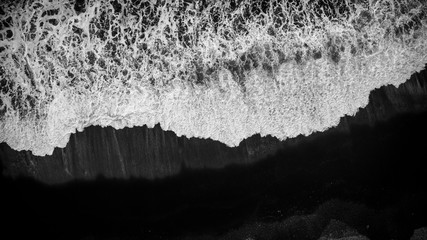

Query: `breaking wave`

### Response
(1, 0, 427, 156)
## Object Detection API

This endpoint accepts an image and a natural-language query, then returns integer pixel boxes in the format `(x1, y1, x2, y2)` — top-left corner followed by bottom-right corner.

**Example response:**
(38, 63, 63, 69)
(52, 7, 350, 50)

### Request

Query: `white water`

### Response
(1, 0, 426, 156)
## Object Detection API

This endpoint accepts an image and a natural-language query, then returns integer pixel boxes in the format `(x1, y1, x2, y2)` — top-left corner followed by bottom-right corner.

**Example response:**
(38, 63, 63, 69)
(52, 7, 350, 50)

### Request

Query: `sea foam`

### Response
(1, 0, 426, 156)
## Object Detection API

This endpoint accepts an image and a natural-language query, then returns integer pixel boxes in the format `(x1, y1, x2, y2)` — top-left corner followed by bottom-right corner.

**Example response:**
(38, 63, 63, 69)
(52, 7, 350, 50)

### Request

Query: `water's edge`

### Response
(1, 67, 426, 183)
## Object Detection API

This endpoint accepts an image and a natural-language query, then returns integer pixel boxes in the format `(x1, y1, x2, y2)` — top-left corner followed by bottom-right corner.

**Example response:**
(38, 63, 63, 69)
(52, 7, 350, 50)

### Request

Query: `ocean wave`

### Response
(1, 0, 426, 156)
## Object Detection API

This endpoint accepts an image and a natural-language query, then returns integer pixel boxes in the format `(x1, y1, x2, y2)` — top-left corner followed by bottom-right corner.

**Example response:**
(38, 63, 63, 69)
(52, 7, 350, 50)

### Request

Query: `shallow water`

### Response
(2, 110, 427, 240)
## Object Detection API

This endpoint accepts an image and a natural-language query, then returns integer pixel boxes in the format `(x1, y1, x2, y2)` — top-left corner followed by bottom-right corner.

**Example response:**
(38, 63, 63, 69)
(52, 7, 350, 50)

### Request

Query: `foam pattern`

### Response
(1, 0, 427, 156)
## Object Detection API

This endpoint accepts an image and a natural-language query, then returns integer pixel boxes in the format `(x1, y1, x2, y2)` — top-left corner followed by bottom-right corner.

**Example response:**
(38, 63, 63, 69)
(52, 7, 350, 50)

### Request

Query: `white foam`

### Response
(1, 0, 426, 156)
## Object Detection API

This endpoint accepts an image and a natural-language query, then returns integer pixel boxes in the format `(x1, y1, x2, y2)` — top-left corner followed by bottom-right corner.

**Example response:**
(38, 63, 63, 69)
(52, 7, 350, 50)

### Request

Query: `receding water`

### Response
(2, 110, 427, 240)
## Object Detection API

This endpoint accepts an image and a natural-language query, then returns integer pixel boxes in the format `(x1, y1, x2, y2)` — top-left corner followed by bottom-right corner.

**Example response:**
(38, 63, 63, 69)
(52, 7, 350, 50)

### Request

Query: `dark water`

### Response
(2, 110, 427, 240)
